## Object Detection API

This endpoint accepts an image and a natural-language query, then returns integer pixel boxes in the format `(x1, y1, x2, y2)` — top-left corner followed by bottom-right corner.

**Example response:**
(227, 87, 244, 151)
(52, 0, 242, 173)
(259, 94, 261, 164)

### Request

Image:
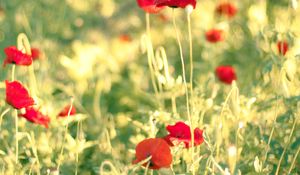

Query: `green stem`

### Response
(17, 33, 38, 97)
(93, 80, 102, 119)
(288, 145, 300, 174)
(14, 110, 18, 165)
(171, 96, 177, 114)
(0, 108, 10, 132)
(172, 9, 194, 175)
(275, 114, 298, 175)
(57, 98, 74, 171)
(262, 96, 279, 166)
(11, 65, 15, 81)
(187, 11, 194, 98)
(146, 13, 151, 38)
(143, 14, 161, 106)
(75, 121, 81, 175)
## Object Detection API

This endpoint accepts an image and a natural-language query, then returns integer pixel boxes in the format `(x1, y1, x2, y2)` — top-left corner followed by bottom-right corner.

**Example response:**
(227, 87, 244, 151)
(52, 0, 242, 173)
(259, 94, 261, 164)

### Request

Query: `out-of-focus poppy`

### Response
(164, 121, 204, 148)
(5, 80, 35, 109)
(19, 107, 50, 128)
(216, 2, 237, 18)
(215, 66, 237, 84)
(58, 104, 76, 117)
(3, 46, 32, 67)
(31, 48, 41, 60)
(119, 34, 132, 42)
(277, 41, 288, 56)
(133, 138, 172, 169)
(205, 29, 224, 43)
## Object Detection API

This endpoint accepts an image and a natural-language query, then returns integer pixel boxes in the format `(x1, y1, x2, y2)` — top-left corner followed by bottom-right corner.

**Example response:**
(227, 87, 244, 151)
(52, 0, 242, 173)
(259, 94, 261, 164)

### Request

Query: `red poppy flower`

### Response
(119, 34, 132, 42)
(19, 107, 50, 128)
(58, 105, 76, 117)
(277, 41, 288, 56)
(215, 66, 237, 84)
(31, 48, 40, 60)
(205, 29, 224, 43)
(5, 80, 35, 109)
(164, 121, 204, 148)
(216, 2, 237, 18)
(137, 0, 164, 13)
(133, 138, 172, 169)
(3, 46, 33, 67)
(155, 0, 196, 9)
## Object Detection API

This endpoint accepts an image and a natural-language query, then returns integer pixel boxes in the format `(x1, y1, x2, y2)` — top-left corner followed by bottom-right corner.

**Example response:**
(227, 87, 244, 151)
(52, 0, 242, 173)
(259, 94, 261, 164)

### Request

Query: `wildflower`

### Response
(119, 34, 132, 42)
(31, 48, 41, 60)
(58, 104, 76, 117)
(5, 80, 35, 109)
(277, 41, 288, 56)
(215, 66, 237, 84)
(164, 121, 204, 148)
(137, 0, 164, 13)
(216, 2, 237, 18)
(133, 138, 172, 169)
(3, 46, 32, 67)
(155, 0, 196, 9)
(19, 107, 50, 128)
(205, 29, 224, 43)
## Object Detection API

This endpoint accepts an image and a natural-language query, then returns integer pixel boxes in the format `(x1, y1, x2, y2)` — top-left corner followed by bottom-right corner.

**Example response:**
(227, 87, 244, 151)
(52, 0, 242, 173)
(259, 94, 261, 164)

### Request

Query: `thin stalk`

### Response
(144, 161, 150, 175)
(56, 98, 74, 172)
(75, 121, 82, 175)
(146, 13, 151, 37)
(17, 33, 37, 98)
(144, 14, 161, 106)
(275, 114, 298, 175)
(11, 65, 16, 81)
(262, 96, 279, 166)
(288, 145, 300, 174)
(216, 87, 234, 159)
(187, 11, 194, 97)
(14, 110, 18, 165)
(146, 40, 160, 103)
(210, 156, 226, 175)
(99, 161, 119, 175)
(93, 80, 102, 119)
(171, 96, 177, 114)
(0, 109, 10, 132)
(11, 63, 18, 167)
(172, 10, 194, 175)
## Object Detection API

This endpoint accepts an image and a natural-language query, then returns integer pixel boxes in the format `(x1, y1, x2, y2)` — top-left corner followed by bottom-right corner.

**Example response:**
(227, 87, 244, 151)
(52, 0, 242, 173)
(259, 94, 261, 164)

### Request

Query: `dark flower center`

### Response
(145, 153, 155, 167)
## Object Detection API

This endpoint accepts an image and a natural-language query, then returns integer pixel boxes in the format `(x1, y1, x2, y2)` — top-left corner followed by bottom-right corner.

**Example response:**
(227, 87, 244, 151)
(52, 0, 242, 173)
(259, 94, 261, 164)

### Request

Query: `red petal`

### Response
(3, 46, 33, 67)
(165, 121, 204, 148)
(5, 80, 35, 109)
(19, 107, 50, 128)
(58, 104, 76, 117)
(31, 48, 40, 60)
(205, 29, 224, 43)
(137, 0, 164, 13)
(277, 41, 289, 56)
(133, 138, 172, 169)
(155, 0, 196, 9)
(215, 66, 237, 84)
(216, 3, 237, 18)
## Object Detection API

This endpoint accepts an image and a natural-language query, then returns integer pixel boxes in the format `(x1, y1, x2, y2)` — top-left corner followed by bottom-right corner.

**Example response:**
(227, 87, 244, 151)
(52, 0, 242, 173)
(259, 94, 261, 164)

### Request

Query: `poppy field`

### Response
(0, 0, 300, 174)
